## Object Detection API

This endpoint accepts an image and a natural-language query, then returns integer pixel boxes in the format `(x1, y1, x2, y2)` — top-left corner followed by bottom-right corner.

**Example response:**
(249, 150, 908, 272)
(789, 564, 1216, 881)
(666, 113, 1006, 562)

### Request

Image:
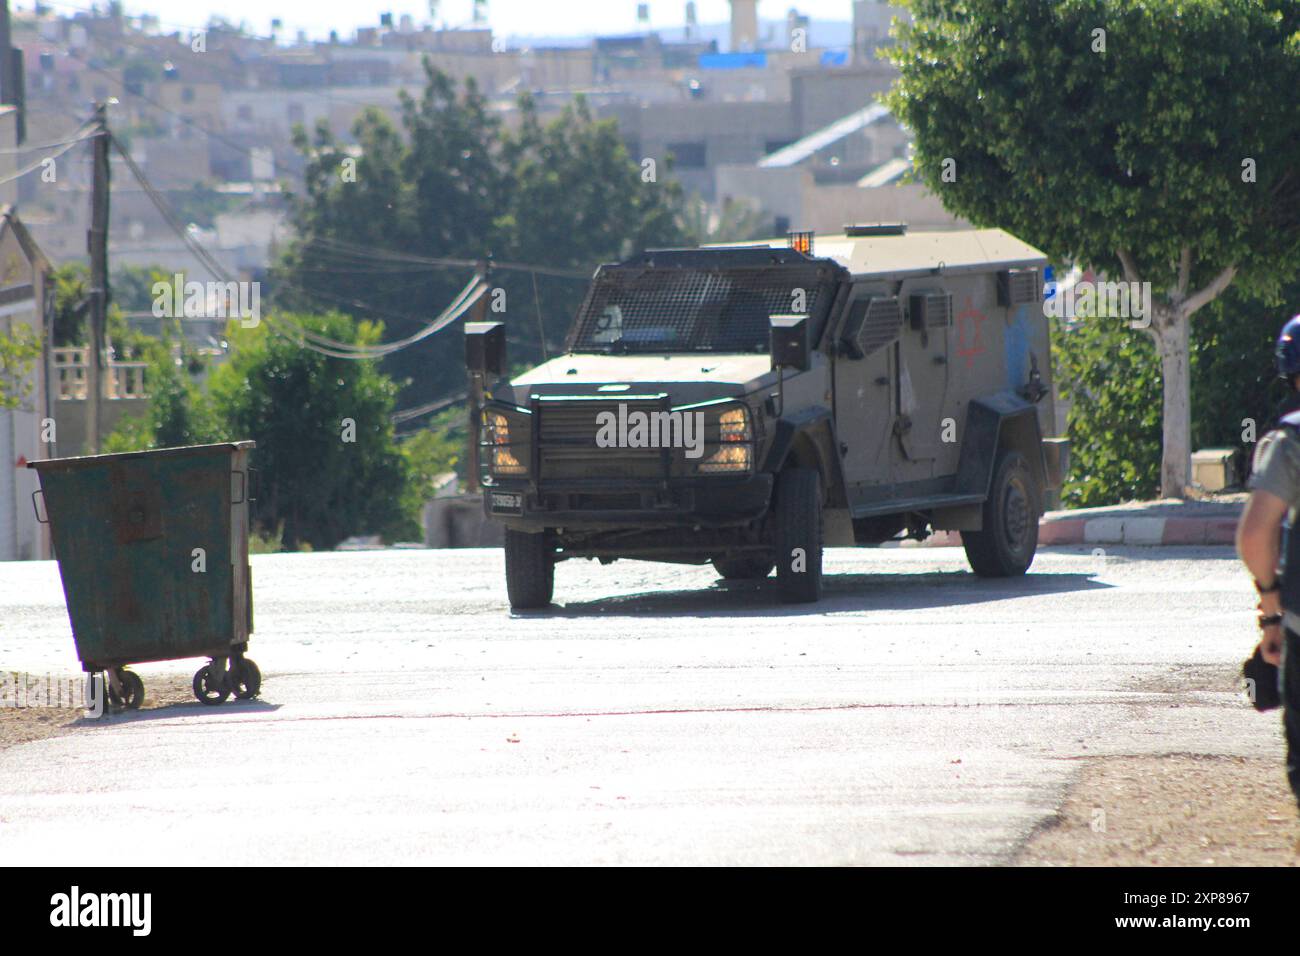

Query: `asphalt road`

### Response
(0, 545, 1280, 865)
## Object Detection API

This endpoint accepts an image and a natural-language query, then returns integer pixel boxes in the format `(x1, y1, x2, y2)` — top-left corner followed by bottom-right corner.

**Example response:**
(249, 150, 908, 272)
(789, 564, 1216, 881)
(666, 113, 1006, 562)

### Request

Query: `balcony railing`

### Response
(52, 348, 149, 401)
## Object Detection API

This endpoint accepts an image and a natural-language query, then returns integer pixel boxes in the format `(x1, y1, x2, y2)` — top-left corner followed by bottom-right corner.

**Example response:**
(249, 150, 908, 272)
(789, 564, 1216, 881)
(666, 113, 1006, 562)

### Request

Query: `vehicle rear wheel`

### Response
(961, 450, 1040, 577)
(504, 529, 555, 610)
(711, 556, 774, 580)
(774, 467, 823, 603)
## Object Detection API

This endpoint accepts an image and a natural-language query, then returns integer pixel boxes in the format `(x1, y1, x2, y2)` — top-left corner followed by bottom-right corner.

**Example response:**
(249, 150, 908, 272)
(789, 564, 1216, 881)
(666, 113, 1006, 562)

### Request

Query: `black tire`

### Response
(961, 450, 1040, 577)
(774, 467, 823, 603)
(193, 664, 230, 705)
(711, 556, 775, 580)
(230, 658, 262, 700)
(504, 529, 555, 610)
(119, 670, 144, 709)
(107, 669, 144, 710)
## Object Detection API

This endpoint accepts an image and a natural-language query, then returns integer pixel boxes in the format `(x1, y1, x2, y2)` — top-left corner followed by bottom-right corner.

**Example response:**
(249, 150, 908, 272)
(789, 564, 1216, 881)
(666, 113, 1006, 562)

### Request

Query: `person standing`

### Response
(1238, 315, 1300, 806)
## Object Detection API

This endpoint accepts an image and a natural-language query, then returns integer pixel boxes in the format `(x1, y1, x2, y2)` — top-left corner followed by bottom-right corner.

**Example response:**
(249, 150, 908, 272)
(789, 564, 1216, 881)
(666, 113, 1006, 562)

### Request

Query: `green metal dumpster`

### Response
(28, 441, 260, 709)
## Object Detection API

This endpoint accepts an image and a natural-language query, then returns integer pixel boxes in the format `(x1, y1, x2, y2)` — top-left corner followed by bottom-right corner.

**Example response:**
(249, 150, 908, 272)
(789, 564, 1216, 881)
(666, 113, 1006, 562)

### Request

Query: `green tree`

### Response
(112, 264, 173, 315)
(491, 94, 686, 362)
(398, 404, 466, 524)
(169, 184, 238, 230)
(209, 313, 413, 550)
(52, 262, 162, 357)
(52, 263, 89, 347)
(275, 64, 502, 405)
(274, 65, 687, 399)
(1055, 279, 1297, 506)
(0, 324, 41, 411)
(102, 322, 225, 454)
(676, 195, 769, 247)
(887, 0, 1300, 497)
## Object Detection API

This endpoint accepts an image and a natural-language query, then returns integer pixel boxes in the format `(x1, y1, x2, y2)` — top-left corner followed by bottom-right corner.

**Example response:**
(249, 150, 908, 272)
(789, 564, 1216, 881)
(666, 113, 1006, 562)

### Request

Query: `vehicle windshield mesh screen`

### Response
(567, 266, 831, 354)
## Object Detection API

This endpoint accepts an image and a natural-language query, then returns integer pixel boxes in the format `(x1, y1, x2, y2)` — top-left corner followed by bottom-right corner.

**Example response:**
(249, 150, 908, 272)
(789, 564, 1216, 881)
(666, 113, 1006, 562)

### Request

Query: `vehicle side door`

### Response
(830, 284, 902, 505)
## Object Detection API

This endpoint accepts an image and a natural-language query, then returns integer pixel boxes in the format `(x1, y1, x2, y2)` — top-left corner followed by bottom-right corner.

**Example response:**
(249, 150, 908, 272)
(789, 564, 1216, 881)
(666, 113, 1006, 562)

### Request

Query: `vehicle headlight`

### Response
(699, 405, 752, 474)
(484, 410, 527, 476)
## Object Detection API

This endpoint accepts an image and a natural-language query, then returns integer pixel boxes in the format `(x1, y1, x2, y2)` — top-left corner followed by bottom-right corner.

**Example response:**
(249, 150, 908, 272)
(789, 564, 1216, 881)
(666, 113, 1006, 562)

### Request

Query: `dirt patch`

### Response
(0, 673, 195, 753)
(1018, 754, 1300, 866)
(1133, 664, 1242, 697)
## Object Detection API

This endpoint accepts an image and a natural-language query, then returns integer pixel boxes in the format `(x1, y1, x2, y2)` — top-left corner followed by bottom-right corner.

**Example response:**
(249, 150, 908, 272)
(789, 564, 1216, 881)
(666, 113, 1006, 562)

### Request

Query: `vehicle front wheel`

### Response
(961, 450, 1040, 577)
(504, 529, 555, 610)
(712, 556, 775, 580)
(774, 467, 823, 603)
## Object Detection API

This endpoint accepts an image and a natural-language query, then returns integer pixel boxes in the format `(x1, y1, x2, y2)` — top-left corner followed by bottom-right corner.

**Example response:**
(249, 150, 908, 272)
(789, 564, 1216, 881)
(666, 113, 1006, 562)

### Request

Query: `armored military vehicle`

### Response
(465, 225, 1068, 609)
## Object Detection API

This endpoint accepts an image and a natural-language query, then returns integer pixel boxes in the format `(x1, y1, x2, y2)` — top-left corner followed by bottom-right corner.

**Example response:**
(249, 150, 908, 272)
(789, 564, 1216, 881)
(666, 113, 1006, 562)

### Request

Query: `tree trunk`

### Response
(1153, 309, 1191, 498)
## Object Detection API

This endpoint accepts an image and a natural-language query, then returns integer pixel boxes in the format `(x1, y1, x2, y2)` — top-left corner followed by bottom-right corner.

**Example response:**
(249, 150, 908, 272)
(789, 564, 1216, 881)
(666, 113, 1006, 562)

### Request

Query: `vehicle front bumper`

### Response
(481, 474, 774, 531)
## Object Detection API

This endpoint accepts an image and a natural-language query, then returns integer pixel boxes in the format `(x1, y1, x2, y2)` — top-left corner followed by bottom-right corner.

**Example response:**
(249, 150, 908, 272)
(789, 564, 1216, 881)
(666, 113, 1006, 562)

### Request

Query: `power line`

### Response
(109, 129, 491, 360)
(391, 392, 467, 425)
(301, 235, 596, 280)
(0, 127, 96, 186)
(0, 122, 98, 154)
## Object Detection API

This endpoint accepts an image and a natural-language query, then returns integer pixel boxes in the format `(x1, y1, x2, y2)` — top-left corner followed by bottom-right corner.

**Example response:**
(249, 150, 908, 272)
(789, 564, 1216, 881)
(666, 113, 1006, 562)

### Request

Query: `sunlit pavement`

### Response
(0, 545, 1279, 865)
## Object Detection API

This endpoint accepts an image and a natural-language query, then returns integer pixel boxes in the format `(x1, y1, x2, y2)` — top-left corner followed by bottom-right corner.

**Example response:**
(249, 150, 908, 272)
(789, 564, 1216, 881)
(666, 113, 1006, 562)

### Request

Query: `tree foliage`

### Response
(0, 324, 40, 411)
(1055, 281, 1295, 506)
(887, 0, 1300, 495)
(208, 314, 412, 550)
(888, 0, 1300, 299)
(102, 338, 224, 454)
(273, 64, 687, 403)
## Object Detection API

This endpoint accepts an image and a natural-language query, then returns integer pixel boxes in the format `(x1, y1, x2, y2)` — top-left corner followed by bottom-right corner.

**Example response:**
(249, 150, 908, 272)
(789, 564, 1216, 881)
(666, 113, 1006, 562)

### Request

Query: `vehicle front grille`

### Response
(537, 399, 667, 481)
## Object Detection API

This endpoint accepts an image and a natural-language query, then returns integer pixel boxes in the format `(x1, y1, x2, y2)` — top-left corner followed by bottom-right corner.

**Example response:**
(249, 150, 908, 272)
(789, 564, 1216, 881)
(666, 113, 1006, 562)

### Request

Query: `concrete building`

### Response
(716, 103, 968, 235)
(853, 0, 910, 63)
(602, 98, 797, 199)
(0, 206, 52, 561)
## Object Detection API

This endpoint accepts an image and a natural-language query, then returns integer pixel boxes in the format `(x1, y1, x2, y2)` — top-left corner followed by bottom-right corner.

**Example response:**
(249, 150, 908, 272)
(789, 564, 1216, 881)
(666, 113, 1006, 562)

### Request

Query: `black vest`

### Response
(1278, 412, 1300, 613)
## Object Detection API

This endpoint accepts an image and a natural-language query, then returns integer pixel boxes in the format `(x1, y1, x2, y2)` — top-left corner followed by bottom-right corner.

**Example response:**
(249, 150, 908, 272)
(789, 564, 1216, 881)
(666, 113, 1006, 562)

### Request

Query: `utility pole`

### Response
(86, 102, 109, 454)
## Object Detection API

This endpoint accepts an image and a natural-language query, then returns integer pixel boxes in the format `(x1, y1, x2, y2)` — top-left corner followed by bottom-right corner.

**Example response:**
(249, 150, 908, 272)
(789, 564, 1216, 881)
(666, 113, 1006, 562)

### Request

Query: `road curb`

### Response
(917, 515, 1238, 548)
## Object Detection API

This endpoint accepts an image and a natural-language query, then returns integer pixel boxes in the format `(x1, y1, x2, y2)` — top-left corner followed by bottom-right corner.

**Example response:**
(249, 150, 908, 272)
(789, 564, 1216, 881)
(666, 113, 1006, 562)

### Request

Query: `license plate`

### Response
(490, 492, 522, 514)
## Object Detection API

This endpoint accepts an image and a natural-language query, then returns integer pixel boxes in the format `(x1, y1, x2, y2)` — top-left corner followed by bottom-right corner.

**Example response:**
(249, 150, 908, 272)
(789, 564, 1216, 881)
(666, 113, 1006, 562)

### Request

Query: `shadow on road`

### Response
(75, 698, 281, 727)
(530, 570, 1110, 619)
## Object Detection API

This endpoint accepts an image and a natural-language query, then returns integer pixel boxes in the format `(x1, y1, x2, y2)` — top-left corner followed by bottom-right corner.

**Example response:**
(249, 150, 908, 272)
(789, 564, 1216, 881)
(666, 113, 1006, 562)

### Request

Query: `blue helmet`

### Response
(1278, 315, 1300, 378)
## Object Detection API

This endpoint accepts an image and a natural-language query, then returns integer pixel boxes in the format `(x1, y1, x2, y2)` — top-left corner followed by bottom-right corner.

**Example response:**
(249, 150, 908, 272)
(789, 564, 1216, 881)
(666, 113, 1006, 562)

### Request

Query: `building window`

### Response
(667, 141, 707, 169)
(287, 103, 304, 123)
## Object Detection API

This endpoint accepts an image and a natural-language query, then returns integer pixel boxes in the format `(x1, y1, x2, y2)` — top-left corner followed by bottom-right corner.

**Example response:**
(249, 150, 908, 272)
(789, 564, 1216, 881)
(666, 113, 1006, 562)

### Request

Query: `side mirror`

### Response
(769, 315, 809, 372)
(465, 321, 506, 377)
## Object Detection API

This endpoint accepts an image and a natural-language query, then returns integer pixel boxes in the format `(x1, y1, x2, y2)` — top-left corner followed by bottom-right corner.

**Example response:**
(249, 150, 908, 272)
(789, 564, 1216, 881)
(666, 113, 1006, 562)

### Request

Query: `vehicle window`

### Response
(569, 268, 828, 354)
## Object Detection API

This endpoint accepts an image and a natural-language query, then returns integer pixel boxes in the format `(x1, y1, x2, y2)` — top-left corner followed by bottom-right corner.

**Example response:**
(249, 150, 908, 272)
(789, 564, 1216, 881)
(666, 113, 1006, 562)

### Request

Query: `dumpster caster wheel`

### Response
(107, 669, 144, 710)
(193, 664, 230, 705)
(229, 658, 261, 700)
